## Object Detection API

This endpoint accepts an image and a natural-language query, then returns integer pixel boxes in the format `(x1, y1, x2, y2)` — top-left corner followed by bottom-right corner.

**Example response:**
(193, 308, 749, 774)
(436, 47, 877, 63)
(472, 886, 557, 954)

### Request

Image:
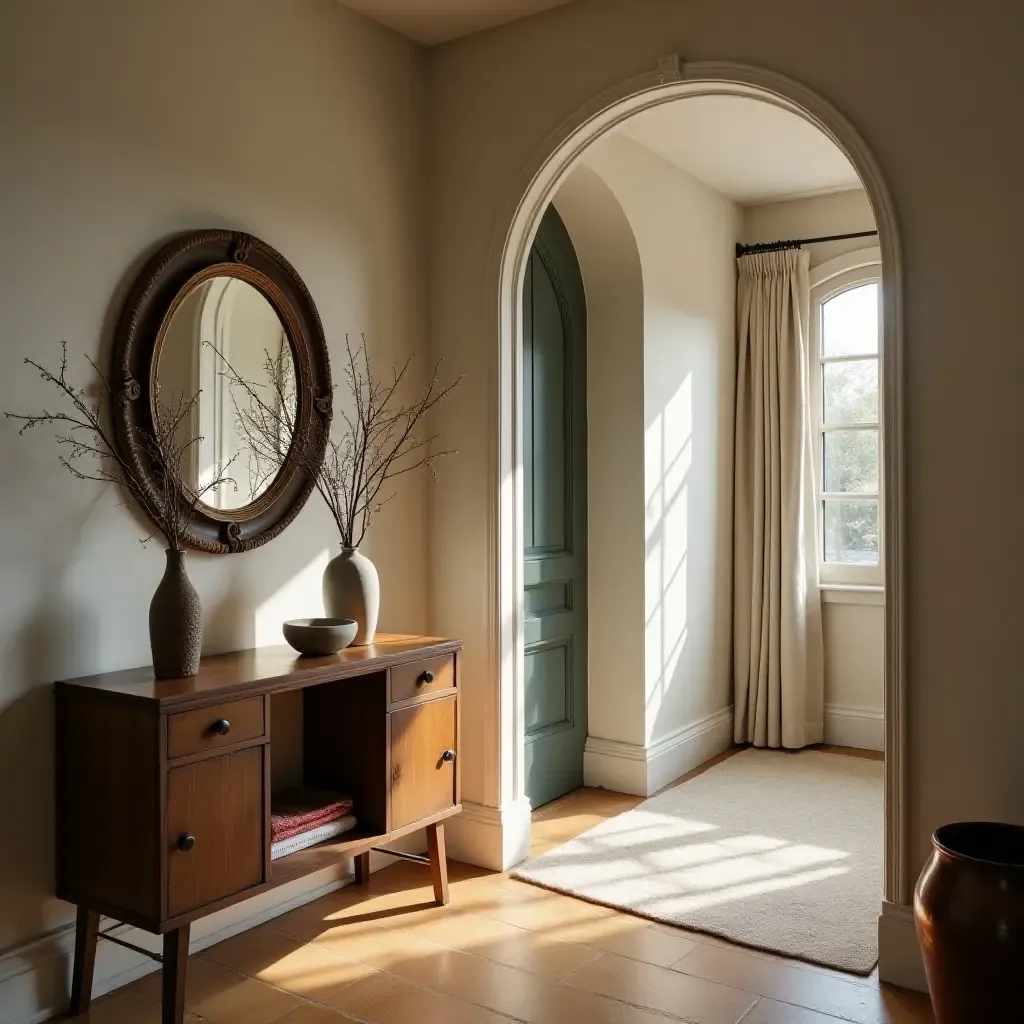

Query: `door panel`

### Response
(167, 747, 264, 918)
(524, 255, 567, 551)
(524, 639, 570, 734)
(523, 205, 587, 809)
(390, 696, 457, 830)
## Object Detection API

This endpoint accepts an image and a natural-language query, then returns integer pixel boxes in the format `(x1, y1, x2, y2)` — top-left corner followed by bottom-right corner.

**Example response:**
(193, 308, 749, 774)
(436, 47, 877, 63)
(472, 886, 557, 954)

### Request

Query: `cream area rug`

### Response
(512, 748, 883, 974)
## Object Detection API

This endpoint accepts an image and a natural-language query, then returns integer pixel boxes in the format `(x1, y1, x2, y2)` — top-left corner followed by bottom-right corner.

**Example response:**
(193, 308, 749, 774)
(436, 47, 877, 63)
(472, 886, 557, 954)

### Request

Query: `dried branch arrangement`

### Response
(216, 343, 299, 507)
(214, 335, 462, 549)
(5, 342, 235, 550)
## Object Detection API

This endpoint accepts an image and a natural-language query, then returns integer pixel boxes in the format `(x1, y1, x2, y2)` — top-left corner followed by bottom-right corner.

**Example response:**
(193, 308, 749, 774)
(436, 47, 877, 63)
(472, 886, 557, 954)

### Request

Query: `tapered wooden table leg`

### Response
(355, 850, 371, 885)
(162, 923, 190, 1024)
(69, 907, 100, 1015)
(426, 822, 449, 906)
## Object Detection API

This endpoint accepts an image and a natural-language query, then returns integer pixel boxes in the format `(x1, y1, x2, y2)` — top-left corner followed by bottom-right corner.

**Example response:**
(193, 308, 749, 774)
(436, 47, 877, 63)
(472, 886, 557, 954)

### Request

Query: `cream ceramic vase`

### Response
(322, 547, 379, 645)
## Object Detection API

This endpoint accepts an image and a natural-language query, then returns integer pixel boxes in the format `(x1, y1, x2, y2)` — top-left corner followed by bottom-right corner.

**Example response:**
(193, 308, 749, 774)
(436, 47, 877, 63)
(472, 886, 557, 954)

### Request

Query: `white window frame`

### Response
(809, 247, 884, 588)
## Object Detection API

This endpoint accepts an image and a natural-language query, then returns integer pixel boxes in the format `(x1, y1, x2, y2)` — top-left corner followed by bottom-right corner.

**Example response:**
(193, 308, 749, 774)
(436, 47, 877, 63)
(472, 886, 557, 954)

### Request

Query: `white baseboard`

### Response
(583, 735, 648, 795)
(824, 703, 884, 751)
(877, 900, 927, 993)
(0, 845, 415, 1024)
(646, 706, 735, 793)
(444, 798, 532, 870)
(584, 706, 735, 797)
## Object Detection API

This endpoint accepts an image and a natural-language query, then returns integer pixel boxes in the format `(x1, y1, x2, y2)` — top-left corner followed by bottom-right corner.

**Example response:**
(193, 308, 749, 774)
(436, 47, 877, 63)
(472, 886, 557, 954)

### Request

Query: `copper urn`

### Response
(914, 822, 1024, 1023)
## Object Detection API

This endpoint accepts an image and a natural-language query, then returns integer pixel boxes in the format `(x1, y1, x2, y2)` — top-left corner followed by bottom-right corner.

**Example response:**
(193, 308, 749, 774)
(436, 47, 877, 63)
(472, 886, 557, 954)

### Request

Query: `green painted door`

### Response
(522, 205, 587, 809)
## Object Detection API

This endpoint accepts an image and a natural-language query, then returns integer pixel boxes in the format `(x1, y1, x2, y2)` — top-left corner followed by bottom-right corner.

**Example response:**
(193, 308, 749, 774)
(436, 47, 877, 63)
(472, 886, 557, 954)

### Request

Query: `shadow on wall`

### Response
(551, 164, 646, 748)
(1, 600, 102, 1004)
(1, 0, 432, 971)
(645, 373, 693, 722)
(613, 133, 737, 746)
(0, 438, 341, 973)
(0, 429, 106, 956)
(552, 135, 737, 751)
(643, 303, 733, 743)
(0, 312, 420, 972)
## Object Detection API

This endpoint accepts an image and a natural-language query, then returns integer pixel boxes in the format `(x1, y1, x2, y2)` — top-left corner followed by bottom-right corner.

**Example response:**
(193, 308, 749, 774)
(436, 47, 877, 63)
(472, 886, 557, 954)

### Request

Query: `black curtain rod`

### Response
(735, 229, 877, 259)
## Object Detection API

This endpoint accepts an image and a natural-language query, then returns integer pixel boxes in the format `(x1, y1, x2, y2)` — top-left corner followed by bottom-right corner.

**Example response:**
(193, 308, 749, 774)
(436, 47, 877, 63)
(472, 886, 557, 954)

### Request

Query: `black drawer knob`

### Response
(417, 670, 435, 686)
(441, 749, 456, 763)
(211, 719, 231, 736)
(177, 833, 196, 852)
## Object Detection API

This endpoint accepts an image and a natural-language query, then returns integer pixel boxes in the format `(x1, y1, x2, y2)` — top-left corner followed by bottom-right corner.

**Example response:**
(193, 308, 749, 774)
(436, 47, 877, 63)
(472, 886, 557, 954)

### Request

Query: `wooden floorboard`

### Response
(75, 747, 930, 1024)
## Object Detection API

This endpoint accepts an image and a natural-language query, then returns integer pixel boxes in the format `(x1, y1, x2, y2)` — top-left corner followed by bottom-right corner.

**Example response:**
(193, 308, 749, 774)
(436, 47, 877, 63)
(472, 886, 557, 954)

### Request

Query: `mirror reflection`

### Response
(156, 275, 297, 511)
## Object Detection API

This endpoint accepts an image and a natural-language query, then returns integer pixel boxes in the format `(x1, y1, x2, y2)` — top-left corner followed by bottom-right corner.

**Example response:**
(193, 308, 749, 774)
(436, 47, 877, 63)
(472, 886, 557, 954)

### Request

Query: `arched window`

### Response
(810, 251, 883, 587)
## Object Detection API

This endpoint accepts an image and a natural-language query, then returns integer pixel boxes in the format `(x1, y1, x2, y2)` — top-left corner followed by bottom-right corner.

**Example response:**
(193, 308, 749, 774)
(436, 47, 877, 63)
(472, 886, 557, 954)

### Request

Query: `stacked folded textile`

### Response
(271, 814, 357, 861)
(270, 788, 355, 846)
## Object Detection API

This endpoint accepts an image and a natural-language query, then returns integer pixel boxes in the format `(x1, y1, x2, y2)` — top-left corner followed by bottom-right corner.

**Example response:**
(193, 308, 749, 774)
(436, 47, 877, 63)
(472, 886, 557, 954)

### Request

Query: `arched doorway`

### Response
(491, 62, 906, 919)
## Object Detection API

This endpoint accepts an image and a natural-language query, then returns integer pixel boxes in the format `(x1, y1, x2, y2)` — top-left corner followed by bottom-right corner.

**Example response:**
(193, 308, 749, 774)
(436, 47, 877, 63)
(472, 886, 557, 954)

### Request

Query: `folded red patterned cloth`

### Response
(270, 789, 354, 842)
(272, 810, 349, 843)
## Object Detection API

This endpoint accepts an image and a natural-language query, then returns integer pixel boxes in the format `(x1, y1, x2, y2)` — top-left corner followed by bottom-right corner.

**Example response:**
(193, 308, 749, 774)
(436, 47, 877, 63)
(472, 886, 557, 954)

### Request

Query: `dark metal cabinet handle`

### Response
(441, 749, 456, 763)
(211, 719, 231, 736)
(177, 833, 196, 852)
(417, 670, 435, 686)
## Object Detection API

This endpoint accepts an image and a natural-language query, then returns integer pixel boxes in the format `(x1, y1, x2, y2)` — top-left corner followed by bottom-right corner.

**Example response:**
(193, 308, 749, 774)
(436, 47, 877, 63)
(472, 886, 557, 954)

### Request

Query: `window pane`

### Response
(823, 499, 879, 564)
(823, 430, 878, 493)
(822, 282, 878, 356)
(823, 358, 878, 424)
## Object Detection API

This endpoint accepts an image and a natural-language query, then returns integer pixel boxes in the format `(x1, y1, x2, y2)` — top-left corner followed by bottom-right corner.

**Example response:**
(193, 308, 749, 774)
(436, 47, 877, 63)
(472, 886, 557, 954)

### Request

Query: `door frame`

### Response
(491, 61, 907, 909)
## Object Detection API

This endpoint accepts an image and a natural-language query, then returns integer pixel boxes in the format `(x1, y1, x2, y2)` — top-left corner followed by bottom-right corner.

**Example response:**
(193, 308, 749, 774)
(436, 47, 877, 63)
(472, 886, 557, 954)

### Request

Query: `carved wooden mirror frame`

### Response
(112, 230, 332, 553)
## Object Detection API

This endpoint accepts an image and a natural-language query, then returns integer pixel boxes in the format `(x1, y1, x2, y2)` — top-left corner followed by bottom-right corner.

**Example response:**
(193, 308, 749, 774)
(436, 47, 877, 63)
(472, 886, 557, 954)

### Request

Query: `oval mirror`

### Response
(155, 276, 299, 512)
(113, 230, 332, 553)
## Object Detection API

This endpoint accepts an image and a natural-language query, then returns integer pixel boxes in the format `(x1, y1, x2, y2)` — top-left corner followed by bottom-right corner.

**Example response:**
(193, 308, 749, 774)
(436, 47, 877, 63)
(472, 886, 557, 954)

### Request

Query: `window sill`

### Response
(819, 584, 885, 606)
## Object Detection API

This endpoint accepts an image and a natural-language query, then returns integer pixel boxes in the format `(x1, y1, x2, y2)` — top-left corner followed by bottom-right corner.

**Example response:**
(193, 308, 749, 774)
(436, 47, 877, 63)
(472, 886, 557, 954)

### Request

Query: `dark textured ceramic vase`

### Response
(149, 549, 202, 679)
(914, 822, 1024, 1023)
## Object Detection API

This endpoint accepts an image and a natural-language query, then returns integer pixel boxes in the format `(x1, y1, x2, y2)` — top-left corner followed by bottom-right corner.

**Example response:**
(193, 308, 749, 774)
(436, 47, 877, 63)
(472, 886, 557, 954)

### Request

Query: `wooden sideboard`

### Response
(54, 634, 462, 1024)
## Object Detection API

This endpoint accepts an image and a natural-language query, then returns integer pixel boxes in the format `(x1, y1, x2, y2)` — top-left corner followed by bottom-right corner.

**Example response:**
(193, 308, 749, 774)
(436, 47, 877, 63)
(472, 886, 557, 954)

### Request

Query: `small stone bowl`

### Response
(283, 618, 358, 657)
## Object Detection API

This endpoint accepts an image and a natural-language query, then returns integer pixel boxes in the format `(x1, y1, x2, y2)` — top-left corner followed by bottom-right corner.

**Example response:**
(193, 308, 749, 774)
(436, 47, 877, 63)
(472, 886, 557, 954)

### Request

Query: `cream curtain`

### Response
(733, 249, 824, 749)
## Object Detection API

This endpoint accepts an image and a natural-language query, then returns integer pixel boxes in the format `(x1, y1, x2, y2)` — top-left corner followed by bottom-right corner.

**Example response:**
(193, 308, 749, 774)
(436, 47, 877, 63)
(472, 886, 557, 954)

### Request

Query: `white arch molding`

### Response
(475, 58, 911, 982)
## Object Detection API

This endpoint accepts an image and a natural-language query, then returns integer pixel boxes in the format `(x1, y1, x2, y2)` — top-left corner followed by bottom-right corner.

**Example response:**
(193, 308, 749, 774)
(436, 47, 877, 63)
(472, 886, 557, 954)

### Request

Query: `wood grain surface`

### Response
(166, 748, 265, 917)
(167, 696, 265, 759)
(56, 635, 460, 708)
(390, 696, 457, 831)
(389, 653, 456, 706)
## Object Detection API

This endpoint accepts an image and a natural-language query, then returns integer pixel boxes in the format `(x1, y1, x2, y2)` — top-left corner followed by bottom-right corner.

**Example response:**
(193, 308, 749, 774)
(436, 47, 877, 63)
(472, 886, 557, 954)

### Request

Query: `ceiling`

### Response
(618, 96, 862, 205)
(339, 0, 570, 46)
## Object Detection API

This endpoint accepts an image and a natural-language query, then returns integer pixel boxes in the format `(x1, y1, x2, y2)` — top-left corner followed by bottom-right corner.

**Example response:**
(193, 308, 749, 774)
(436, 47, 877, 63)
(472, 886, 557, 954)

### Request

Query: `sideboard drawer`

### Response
(166, 747, 265, 918)
(167, 697, 265, 759)
(389, 695, 457, 831)
(389, 655, 455, 706)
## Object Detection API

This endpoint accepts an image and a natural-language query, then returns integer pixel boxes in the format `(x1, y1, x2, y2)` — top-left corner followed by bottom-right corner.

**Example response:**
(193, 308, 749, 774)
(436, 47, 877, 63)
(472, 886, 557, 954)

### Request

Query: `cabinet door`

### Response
(167, 747, 265, 918)
(389, 697, 456, 831)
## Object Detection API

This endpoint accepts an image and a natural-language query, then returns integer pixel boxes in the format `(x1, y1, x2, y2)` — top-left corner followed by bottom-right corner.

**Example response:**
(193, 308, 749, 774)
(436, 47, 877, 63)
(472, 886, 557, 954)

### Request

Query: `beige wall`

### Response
(426, 0, 1024, 881)
(744, 190, 884, 747)
(552, 165, 648, 750)
(552, 135, 739, 793)
(742, 188, 876, 265)
(0, 0, 427, 993)
(586, 136, 738, 748)
(822, 599, 885, 746)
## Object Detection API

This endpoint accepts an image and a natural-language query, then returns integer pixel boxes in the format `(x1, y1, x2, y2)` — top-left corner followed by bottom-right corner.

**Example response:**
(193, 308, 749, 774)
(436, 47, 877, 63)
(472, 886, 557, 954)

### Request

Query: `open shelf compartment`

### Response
(268, 670, 388, 880)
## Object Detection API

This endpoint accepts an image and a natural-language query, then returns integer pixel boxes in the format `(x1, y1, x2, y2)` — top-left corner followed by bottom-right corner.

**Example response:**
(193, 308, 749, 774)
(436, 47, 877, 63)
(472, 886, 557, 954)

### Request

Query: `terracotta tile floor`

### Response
(71, 749, 933, 1024)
